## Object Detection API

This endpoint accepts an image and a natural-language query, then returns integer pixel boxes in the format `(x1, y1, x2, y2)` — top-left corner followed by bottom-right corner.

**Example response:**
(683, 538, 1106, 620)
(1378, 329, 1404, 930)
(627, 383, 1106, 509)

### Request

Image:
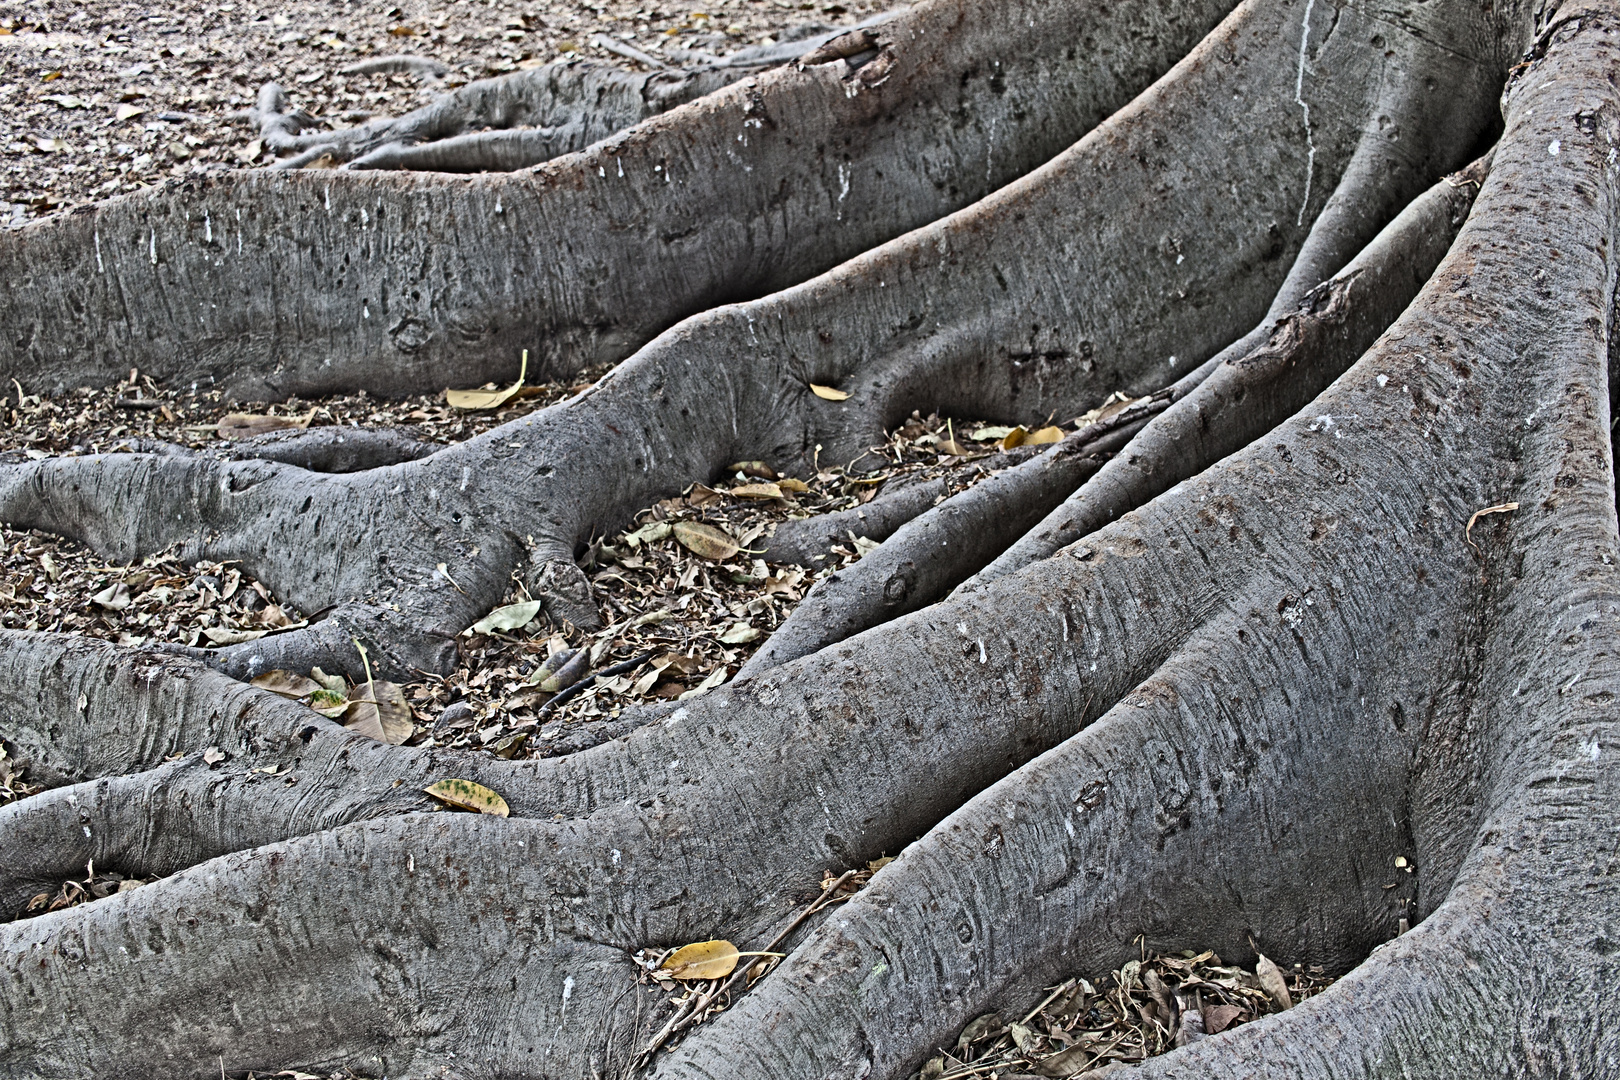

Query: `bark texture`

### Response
(2, 0, 1617, 1078)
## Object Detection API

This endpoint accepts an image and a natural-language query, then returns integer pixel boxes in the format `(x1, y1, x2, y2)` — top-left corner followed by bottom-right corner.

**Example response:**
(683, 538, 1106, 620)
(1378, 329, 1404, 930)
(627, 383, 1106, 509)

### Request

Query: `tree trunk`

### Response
(1, 0, 1616, 1078)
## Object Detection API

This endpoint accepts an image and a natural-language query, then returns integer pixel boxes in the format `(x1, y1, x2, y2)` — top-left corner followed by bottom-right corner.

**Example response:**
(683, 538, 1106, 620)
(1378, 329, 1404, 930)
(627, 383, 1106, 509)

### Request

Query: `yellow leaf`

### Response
(661, 940, 741, 981)
(672, 521, 739, 561)
(343, 680, 415, 744)
(424, 778, 511, 817)
(446, 350, 527, 410)
(730, 482, 783, 499)
(251, 670, 322, 699)
(999, 426, 1029, 450)
(1026, 425, 1065, 445)
(777, 477, 810, 492)
(809, 384, 850, 401)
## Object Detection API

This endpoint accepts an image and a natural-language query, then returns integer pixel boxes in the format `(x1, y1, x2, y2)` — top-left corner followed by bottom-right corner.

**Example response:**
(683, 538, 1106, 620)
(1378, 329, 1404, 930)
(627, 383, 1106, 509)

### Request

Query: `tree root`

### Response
(253, 13, 905, 173)
(1, 0, 1237, 401)
(760, 471, 951, 568)
(0, 0, 1435, 668)
(4, 3, 1616, 1077)
(972, 155, 1491, 589)
(227, 427, 439, 472)
(742, 412, 1152, 673)
(748, 150, 1491, 672)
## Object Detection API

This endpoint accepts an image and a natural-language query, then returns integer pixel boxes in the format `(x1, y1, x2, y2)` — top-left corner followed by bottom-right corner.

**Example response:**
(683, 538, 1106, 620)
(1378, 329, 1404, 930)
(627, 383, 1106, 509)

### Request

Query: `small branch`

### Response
(535, 650, 655, 719)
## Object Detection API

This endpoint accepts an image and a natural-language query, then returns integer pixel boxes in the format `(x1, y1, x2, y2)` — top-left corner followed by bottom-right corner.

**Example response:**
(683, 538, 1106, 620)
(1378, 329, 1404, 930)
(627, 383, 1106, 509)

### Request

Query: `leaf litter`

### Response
(1, 363, 1131, 807)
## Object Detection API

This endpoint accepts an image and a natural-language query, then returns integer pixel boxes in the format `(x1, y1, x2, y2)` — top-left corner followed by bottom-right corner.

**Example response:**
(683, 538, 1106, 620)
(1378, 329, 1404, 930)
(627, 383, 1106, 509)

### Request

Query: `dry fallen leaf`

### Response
(467, 600, 542, 635)
(1026, 425, 1066, 445)
(343, 679, 415, 744)
(217, 408, 316, 440)
(424, 778, 510, 816)
(446, 350, 527, 410)
(308, 688, 349, 718)
(114, 102, 145, 121)
(1254, 951, 1293, 1011)
(809, 383, 851, 401)
(726, 460, 777, 479)
(999, 425, 1029, 450)
(718, 622, 759, 644)
(1203, 1003, 1245, 1034)
(777, 477, 810, 493)
(672, 521, 740, 561)
(660, 939, 742, 980)
(250, 670, 323, 698)
(730, 482, 783, 499)
(91, 581, 131, 611)
(202, 626, 269, 645)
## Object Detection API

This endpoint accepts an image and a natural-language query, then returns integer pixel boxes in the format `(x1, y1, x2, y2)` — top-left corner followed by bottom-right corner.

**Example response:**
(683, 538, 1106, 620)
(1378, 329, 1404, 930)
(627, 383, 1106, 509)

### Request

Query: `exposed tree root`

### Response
(749, 154, 1491, 671)
(0, 0, 1237, 400)
(971, 154, 1492, 588)
(1, 0, 1449, 674)
(252, 14, 904, 172)
(226, 426, 439, 472)
(3, 2, 1617, 1078)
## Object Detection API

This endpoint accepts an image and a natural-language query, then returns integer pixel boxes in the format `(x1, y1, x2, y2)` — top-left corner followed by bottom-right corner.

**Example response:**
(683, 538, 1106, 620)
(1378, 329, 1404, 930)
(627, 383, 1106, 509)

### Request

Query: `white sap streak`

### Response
(1293, 0, 1318, 226)
(94, 229, 104, 273)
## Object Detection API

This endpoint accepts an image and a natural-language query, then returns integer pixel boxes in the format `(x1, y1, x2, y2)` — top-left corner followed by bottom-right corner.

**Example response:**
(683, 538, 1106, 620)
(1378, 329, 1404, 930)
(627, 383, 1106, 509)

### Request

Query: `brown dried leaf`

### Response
(1026, 425, 1066, 445)
(1202, 1003, 1245, 1035)
(1254, 952, 1293, 1011)
(343, 680, 415, 744)
(809, 383, 850, 401)
(672, 521, 739, 561)
(446, 350, 527, 410)
(660, 939, 740, 981)
(217, 409, 316, 440)
(730, 482, 783, 499)
(250, 670, 322, 699)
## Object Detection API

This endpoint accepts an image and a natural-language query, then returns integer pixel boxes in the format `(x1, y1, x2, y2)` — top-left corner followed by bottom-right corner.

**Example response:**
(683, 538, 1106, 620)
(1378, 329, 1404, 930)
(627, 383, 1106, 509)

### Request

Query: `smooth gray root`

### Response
(741, 414, 1152, 674)
(1, 0, 1238, 401)
(3, 2, 1611, 1078)
(760, 471, 951, 568)
(228, 426, 439, 472)
(971, 155, 1490, 589)
(748, 154, 1490, 674)
(256, 12, 907, 173)
(0, 0, 1466, 674)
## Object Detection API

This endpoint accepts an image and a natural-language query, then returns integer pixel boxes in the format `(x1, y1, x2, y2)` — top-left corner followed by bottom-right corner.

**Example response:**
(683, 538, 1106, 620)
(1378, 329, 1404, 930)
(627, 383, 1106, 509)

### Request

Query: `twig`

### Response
(1020, 977, 1078, 1025)
(536, 650, 655, 719)
(1465, 501, 1519, 554)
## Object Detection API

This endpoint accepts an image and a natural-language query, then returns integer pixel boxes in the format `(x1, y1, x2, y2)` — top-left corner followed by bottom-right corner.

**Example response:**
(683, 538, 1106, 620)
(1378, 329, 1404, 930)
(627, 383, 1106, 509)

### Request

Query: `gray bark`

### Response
(0, 0, 1236, 401)
(1, 1, 1616, 1078)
